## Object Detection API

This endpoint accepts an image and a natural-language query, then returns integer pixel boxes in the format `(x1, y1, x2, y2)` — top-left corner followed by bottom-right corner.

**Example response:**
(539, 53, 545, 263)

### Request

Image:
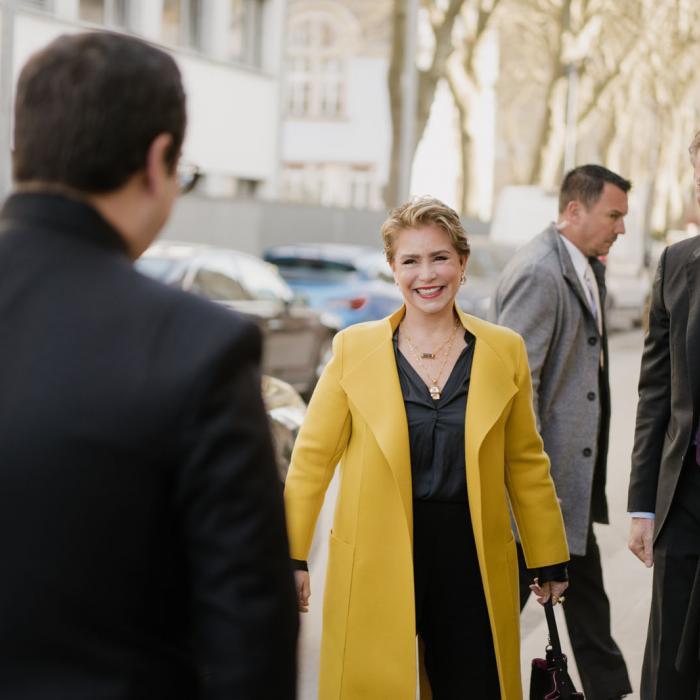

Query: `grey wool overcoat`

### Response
(490, 224, 610, 556)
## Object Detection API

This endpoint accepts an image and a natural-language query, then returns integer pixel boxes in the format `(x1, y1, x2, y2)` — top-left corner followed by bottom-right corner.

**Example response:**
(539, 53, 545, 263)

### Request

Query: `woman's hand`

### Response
(530, 578, 569, 606)
(294, 570, 311, 613)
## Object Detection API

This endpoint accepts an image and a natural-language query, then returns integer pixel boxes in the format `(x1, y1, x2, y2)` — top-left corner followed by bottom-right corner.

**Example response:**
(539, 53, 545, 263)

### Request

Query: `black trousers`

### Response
(413, 500, 500, 699)
(518, 528, 632, 700)
(641, 451, 700, 699)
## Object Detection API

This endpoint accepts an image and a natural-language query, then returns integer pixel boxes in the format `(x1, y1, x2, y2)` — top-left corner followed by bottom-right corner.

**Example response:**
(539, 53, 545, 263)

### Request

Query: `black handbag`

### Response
(529, 600, 584, 699)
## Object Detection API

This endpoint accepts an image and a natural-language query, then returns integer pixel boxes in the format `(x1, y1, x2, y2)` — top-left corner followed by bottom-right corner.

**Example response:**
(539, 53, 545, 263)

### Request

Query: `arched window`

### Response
(286, 11, 349, 119)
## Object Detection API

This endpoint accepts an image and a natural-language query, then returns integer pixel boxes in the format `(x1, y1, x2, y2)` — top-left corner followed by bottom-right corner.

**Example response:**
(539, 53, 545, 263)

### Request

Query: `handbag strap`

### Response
(544, 599, 563, 657)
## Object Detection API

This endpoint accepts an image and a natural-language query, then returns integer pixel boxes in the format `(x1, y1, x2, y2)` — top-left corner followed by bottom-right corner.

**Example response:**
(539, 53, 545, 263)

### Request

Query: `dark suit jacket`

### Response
(0, 193, 298, 699)
(629, 236, 700, 539)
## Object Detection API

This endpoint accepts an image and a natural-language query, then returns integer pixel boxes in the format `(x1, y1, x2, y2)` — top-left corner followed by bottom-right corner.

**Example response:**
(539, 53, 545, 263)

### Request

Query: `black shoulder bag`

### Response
(529, 600, 584, 699)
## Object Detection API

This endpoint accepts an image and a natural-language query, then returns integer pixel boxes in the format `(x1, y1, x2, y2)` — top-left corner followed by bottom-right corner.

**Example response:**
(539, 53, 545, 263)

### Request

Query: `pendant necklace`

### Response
(403, 321, 460, 400)
(416, 325, 457, 359)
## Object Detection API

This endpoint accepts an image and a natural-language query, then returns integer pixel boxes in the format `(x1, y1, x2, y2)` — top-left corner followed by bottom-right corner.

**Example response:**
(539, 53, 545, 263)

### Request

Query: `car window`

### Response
(268, 256, 357, 274)
(235, 256, 293, 303)
(265, 255, 358, 281)
(190, 267, 248, 301)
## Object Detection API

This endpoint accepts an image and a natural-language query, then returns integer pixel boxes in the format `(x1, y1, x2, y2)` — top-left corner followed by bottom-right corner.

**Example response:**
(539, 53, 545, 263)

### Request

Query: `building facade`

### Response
(280, 0, 392, 211)
(3, 0, 286, 199)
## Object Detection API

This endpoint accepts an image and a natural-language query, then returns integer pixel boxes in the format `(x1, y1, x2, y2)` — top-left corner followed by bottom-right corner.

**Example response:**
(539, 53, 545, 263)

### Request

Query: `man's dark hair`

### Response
(558, 164, 631, 214)
(13, 32, 186, 193)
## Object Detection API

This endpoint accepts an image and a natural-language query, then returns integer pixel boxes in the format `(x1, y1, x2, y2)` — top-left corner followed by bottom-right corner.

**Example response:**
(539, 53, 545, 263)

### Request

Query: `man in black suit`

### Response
(628, 130, 700, 697)
(0, 32, 297, 699)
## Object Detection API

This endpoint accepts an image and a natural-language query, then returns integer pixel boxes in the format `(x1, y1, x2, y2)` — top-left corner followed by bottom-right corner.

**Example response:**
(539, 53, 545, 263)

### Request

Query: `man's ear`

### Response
(144, 133, 174, 193)
(564, 199, 582, 223)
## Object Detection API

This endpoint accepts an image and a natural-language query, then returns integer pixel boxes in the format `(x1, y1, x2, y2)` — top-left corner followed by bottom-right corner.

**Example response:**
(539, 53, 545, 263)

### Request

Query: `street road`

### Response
(297, 329, 651, 699)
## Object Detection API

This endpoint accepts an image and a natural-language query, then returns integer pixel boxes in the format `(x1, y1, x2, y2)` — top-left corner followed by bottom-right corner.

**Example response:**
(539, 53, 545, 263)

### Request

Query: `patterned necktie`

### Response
(584, 265, 604, 368)
(583, 266, 600, 332)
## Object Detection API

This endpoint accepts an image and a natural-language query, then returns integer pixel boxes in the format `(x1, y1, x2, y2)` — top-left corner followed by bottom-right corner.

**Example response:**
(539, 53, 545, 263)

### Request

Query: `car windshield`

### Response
(267, 255, 359, 282)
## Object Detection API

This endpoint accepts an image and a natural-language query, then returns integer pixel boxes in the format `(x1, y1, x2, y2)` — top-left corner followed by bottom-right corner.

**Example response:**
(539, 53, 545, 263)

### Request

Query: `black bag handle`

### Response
(544, 599, 563, 657)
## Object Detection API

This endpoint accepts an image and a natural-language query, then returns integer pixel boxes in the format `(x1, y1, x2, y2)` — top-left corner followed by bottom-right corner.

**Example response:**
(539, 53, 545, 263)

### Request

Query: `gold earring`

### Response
(460, 272, 466, 285)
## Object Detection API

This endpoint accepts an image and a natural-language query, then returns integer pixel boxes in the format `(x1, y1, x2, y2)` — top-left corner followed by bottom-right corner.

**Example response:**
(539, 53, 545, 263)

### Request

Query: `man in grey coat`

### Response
(491, 164, 632, 700)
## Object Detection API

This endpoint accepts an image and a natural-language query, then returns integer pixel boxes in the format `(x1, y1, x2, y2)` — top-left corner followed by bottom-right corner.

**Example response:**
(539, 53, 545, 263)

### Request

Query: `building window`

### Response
(228, 0, 263, 66)
(79, 0, 129, 27)
(162, 0, 201, 50)
(286, 12, 347, 119)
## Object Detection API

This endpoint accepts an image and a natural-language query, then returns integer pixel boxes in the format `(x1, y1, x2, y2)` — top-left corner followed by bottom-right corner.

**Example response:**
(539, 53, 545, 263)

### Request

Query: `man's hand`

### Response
(530, 578, 569, 605)
(294, 570, 311, 613)
(629, 517, 654, 567)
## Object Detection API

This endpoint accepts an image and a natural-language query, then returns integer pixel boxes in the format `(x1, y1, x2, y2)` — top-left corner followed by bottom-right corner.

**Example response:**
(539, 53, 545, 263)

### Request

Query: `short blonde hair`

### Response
(381, 196, 470, 263)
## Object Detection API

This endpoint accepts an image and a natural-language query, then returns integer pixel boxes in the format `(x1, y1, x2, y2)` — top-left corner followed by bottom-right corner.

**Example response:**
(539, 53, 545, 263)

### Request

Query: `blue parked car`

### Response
(263, 243, 403, 329)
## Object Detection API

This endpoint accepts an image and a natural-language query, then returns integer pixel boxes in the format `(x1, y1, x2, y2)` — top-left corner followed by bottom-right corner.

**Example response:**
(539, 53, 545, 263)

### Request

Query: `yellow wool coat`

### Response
(284, 306, 569, 699)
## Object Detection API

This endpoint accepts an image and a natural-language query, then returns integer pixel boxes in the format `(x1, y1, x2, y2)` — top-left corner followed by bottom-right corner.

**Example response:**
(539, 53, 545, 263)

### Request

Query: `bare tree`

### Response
(385, 0, 466, 207)
(445, 0, 504, 215)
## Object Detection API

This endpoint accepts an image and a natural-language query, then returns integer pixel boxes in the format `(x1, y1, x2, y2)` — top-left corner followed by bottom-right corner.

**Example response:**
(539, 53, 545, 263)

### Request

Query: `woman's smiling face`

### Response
(390, 224, 466, 317)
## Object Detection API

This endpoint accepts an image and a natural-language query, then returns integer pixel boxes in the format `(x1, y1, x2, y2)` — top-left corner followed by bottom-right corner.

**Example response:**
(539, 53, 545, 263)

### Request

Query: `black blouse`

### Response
(393, 329, 474, 502)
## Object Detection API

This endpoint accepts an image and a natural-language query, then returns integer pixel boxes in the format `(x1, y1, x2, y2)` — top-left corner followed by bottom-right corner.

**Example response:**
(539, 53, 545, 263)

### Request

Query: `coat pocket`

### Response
(321, 530, 356, 697)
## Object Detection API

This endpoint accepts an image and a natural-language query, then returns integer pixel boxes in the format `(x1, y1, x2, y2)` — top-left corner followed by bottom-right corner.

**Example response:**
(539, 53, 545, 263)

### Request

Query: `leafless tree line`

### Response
(387, 0, 700, 232)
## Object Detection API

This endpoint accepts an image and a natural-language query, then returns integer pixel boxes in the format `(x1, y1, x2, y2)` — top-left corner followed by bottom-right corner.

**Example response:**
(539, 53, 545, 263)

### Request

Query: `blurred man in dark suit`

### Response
(629, 130, 700, 698)
(0, 32, 297, 699)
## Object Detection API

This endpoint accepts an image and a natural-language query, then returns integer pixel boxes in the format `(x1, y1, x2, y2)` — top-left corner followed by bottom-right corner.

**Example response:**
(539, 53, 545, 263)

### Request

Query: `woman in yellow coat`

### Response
(284, 197, 569, 699)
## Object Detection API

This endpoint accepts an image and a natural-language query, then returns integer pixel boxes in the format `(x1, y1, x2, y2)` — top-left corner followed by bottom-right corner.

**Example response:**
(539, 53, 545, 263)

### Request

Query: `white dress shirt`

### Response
(560, 234, 602, 335)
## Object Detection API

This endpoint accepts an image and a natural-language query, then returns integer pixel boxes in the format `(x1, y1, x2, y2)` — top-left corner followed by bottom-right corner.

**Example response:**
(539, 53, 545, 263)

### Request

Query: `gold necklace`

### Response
(412, 324, 457, 360)
(403, 321, 460, 400)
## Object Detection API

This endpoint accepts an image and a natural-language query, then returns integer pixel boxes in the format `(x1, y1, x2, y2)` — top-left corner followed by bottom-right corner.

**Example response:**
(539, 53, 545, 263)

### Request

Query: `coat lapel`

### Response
(685, 241, 700, 413)
(460, 309, 518, 466)
(550, 226, 601, 334)
(340, 308, 413, 534)
(459, 309, 518, 554)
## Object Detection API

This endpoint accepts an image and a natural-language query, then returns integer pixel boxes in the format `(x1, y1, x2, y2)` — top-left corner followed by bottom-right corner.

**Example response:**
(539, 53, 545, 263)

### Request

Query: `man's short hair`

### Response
(689, 131, 700, 164)
(13, 32, 186, 193)
(558, 164, 631, 214)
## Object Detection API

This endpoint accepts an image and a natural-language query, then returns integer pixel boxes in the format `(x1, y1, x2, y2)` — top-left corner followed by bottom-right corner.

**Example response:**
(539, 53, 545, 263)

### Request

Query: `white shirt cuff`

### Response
(629, 512, 655, 519)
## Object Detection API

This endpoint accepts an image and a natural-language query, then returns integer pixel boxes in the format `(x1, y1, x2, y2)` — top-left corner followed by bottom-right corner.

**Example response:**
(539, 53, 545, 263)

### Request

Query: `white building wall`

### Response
(282, 56, 390, 172)
(8, 1, 284, 198)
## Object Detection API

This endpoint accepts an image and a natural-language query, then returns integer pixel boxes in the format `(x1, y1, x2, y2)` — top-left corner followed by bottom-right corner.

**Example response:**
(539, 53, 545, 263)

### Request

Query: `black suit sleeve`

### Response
(628, 248, 671, 513)
(174, 322, 298, 699)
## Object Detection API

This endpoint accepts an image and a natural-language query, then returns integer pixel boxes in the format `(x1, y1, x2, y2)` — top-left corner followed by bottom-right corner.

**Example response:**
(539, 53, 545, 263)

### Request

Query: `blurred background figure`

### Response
(0, 31, 297, 700)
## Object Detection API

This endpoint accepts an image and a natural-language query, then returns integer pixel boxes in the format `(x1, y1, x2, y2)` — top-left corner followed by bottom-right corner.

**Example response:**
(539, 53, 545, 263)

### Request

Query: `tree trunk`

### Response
(528, 66, 566, 186)
(385, 0, 406, 208)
